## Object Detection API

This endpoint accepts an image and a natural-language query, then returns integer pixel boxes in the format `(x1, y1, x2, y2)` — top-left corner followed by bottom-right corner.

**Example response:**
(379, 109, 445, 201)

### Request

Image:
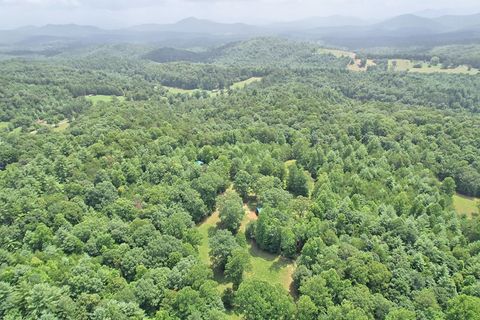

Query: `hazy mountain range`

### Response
(0, 13, 479, 51)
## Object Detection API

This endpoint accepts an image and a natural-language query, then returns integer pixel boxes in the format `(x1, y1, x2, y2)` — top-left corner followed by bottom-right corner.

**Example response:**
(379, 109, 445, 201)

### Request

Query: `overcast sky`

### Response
(0, 0, 479, 29)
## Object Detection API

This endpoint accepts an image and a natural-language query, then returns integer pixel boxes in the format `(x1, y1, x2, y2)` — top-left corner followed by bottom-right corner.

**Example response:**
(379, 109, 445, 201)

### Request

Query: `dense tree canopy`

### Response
(0, 37, 479, 319)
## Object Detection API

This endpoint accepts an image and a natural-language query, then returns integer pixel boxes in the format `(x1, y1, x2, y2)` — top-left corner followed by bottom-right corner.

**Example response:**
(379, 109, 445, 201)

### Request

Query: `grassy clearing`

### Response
(453, 194, 479, 218)
(85, 95, 126, 105)
(163, 86, 201, 95)
(348, 59, 376, 72)
(388, 59, 479, 75)
(197, 211, 221, 266)
(52, 120, 70, 132)
(163, 86, 221, 97)
(0, 122, 9, 130)
(196, 203, 295, 295)
(164, 77, 261, 96)
(241, 204, 295, 292)
(230, 77, 262, 90)
(318, 48, 356, 59)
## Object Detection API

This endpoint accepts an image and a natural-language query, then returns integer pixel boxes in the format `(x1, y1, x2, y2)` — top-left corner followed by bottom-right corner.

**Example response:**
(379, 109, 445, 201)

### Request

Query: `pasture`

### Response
(388, 59, 479, 75)
(85, 95, 126, 105)
(230, 77, 262, 89)
(318, 48, 356, 59)
(347, 58, 376, 72)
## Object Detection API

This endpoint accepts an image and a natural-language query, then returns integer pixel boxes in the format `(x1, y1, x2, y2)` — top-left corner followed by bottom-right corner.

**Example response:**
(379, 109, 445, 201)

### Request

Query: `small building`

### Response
(255, 207, 263, 216)
(195, 160, 205, 166)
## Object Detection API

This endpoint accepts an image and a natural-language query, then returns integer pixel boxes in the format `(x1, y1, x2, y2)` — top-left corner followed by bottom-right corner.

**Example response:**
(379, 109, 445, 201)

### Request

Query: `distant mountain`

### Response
(1, 13, 480, 51)
(373, 14, 444, 33)
(433, 13, 480, 31)
(305, 13, 480, 48)
(269, 15, 368, 31)
(128, 17, 265, 35)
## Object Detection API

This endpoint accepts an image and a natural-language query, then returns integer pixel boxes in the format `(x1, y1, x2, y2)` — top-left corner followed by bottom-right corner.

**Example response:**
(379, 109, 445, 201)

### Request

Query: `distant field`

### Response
(164, 77, 261, 95)
(318, 48, 375, 72)
(348, 58, 376, 72)
(318, 48, 356, 59)
(230, 77, 262, 89)
(453, 194, 479, 218)
(197, 203, 295, 294)
(163, 86, 202, 94)
(389, 59, 479, 75)
(85, 95, 126, 104)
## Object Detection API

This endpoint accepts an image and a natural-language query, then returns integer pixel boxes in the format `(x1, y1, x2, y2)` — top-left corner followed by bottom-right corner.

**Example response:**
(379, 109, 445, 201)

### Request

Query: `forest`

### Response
(0, 37, 480, 320)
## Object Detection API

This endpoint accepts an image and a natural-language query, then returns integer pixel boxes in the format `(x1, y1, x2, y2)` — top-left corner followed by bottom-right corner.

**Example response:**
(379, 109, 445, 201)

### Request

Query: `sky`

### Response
(0, 0, 479, 29)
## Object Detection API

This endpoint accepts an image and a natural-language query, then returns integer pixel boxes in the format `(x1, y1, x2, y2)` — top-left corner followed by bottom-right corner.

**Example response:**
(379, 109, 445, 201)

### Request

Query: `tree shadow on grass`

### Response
(248, 240, 277, 262)
(269, 257, 291, 272)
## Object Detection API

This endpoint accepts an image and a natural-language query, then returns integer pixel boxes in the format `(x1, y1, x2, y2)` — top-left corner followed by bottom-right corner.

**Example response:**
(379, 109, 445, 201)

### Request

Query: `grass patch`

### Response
(197, 212, 221, 266)
(196, 204, 295, 295)
(453, 193, 479, 218)
(85, 95, 125, 105)
(163, 86, 201, 95)
(318, 48, 356, 59)
(0, 122, 9, 130)
(163, 86, 221, 97)
(52, 120, 70, 132)
(389, 59, 479, 75)
(348, 59, 376, 72)
(230, 77, 262, 90)
(164, 77, 261, 96)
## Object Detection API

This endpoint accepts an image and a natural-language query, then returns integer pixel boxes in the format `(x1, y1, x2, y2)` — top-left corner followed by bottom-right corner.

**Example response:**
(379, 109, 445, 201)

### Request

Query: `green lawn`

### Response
(389, 59, 479, 75)
(196, 204, 295, 295)
(453, 193, 479, 218)
(197, 211, 221, 266)
(230, 77, 262, 90)
(85, 95, 125, 105)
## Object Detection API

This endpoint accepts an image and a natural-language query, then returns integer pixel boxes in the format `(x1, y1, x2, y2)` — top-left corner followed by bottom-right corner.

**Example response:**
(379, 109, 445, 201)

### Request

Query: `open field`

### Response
(85, 95, 126, 105)
(230, 77, 262, 89)
(388, 59, 479, 75)
(196, 203, 295, 294)
(318, 48, 356, 59)
(453, 193, 479, 218)
(241, 204, 295, 292)
(163, 86, 203, 94)
(318, 48, 375, 72)
(348, 58, 376, 72)
(164, 77, 261, 96)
